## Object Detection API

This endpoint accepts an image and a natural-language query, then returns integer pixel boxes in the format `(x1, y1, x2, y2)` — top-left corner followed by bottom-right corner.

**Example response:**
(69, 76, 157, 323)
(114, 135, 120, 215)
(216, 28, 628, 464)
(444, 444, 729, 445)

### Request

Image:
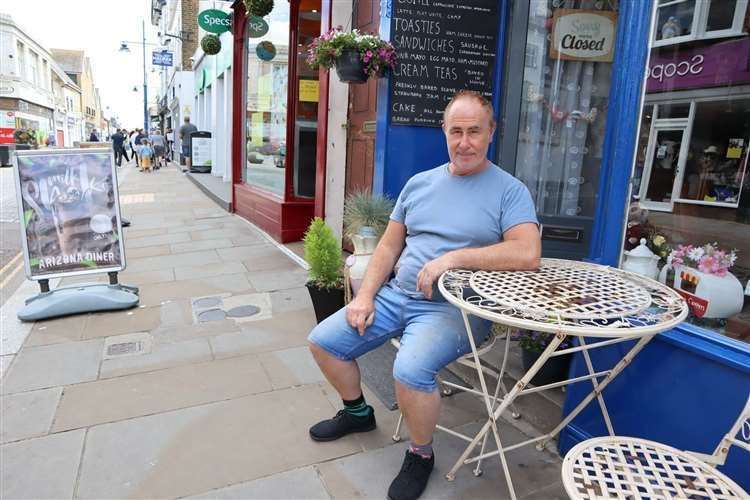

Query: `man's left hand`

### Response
(416, 254, 454, 300)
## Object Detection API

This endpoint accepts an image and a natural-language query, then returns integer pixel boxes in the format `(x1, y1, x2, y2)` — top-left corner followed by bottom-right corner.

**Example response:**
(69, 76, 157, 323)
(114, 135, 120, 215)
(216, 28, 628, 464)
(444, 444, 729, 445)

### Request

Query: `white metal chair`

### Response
(390, 325, 521, 477)
(561, 394, 750, 499)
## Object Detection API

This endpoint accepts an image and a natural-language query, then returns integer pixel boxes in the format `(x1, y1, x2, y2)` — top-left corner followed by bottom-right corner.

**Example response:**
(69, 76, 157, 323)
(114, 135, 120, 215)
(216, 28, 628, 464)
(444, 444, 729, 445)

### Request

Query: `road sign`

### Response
(152, 50, 173, 67)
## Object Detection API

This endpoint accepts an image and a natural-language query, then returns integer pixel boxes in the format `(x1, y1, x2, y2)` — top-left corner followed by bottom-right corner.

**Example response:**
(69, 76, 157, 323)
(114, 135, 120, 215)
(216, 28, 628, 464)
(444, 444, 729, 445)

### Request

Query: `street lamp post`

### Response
(119, 20, 164, 132)
(141, 19, 148, 132)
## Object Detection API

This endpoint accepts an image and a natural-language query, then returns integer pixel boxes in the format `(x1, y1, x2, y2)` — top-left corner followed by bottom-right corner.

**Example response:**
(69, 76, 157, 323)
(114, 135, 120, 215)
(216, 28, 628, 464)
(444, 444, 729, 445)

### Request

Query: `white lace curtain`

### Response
(515, 0, 617, 218)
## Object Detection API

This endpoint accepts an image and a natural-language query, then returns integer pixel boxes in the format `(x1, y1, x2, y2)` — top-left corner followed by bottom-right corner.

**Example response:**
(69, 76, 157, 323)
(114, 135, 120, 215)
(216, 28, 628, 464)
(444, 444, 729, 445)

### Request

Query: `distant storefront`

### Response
(0, 97, 54, 144)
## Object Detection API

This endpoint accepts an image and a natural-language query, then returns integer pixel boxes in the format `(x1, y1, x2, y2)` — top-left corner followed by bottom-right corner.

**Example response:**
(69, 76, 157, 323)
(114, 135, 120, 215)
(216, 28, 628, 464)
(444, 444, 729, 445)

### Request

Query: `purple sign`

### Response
(646, 37, 750, 93)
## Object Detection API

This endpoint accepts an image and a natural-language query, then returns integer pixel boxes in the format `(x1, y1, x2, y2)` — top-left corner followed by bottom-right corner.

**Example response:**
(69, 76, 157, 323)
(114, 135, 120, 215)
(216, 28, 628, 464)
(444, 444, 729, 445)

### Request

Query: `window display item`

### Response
(660, 16, 682, 39)
(727, 138, 744, 159)
(621, 238, 660, 279)
(659, 263, 744, 319)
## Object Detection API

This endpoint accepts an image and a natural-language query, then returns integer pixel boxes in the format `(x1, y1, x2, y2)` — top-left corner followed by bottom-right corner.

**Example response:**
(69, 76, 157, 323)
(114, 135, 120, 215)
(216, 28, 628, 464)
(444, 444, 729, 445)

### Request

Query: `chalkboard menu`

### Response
(389, 0, 499, 127)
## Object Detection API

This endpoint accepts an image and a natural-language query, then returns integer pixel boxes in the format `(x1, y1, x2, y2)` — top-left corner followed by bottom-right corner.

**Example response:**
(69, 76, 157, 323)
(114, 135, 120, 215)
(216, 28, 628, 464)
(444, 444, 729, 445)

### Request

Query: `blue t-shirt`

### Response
(390, 162, 538, 297)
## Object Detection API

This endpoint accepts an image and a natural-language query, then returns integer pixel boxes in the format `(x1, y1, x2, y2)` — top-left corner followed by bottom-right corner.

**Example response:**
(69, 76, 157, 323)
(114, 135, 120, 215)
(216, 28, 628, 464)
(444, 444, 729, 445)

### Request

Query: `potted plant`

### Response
(201, 34, 221, 55)
(343, 190, 394, 242)
(243, 0, 274, 17)
(306, 28, 396, 84)
(343, 191, 394, 295)
(517, 330, 574, 386)
(304, 217, 345, 323)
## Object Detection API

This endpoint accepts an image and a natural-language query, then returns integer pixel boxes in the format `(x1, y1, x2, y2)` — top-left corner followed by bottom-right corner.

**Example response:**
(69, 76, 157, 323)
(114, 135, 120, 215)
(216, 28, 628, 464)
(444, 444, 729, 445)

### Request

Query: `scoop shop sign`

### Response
(550, 9, 617, 63)
(198, 9, 231, 34)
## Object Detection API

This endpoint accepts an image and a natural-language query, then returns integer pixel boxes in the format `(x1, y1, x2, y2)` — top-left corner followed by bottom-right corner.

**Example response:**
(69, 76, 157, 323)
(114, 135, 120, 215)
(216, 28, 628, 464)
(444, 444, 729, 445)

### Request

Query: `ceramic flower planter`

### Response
(346, 227, 379, 296)
(659, 264, 743, 319)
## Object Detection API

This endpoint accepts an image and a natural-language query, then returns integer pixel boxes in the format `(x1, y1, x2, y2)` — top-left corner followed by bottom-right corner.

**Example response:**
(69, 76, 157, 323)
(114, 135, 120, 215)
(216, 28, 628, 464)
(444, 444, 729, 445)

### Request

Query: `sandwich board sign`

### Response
(12, 148, 127, 280)
(190, 131, 212, 173)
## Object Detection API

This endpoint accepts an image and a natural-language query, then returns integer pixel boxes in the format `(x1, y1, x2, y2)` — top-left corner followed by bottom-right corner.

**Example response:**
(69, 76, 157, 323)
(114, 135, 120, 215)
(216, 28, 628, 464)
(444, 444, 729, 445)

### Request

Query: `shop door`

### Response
(344, 0, 379, 197)
(56, 130, 64, 147)
(498, 0, 621, 260)
(638, 122, 690, 212)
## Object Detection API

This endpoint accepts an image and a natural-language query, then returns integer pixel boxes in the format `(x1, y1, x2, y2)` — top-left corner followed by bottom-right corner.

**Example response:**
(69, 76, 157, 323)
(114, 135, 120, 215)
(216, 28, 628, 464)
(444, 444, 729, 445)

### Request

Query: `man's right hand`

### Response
(346, 294, 376, 336)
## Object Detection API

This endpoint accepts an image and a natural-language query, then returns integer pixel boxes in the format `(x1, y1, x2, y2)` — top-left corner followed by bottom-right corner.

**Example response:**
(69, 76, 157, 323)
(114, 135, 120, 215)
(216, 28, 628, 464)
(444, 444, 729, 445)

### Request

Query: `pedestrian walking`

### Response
(179, 117, 198, 171)
(111, 129, 127, 167)
(133, 129, 147, 168)
(148, 130, 167, 169)
(139, 139, 154, 172)
(89, 129, 99, 142)
(120, 129, 131, 162)
(165, 127, 175, 162)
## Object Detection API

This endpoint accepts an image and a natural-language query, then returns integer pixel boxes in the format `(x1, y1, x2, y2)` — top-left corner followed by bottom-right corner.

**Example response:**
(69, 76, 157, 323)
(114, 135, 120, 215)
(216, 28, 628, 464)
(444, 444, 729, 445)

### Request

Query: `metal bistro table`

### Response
(437, 258, 689, 500)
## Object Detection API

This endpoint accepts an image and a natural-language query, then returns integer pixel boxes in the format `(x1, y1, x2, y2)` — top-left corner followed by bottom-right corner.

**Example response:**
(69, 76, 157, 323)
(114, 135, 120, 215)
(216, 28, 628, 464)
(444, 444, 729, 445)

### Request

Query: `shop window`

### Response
(510, 1, 618, 220)
(625, 6, 750, 341)
(653, 0, 748, 47)
(293, 3, 321, 198)
(30, 51, 39, 87)
(16, 41, 26, 80)
(243, 2, 291, 196)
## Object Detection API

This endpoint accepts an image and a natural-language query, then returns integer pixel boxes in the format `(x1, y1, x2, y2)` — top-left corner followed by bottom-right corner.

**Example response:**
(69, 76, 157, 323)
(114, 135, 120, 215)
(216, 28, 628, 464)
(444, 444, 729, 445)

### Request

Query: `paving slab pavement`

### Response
(0, 162, 565, 499)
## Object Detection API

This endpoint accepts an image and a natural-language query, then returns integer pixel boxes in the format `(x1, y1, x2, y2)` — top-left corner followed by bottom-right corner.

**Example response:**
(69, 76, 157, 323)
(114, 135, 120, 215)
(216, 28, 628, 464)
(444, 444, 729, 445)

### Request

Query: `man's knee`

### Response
(307, 311, 352, 362)
(393, 356, 439, 393)
(308, 339, 328, 360)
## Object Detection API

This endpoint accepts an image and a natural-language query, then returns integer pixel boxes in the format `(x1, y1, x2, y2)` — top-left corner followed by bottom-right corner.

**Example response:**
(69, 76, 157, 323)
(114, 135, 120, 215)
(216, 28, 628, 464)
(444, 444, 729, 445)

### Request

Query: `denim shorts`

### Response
(308, 281, 490, 393)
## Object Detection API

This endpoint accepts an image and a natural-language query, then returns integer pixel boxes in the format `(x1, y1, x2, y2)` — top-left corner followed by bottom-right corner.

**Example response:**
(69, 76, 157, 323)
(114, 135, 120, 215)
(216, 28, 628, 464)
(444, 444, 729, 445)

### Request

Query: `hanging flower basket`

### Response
(306, 28, 396, 83)
(243, 0, 274, 18)
(334, 49, 368, 83)
(201, 34, 221, 55)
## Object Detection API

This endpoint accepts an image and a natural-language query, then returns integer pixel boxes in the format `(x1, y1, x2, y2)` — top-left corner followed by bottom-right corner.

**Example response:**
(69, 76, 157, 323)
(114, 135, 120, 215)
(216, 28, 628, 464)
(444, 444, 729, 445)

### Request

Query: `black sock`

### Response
(343, 393, 372, 418)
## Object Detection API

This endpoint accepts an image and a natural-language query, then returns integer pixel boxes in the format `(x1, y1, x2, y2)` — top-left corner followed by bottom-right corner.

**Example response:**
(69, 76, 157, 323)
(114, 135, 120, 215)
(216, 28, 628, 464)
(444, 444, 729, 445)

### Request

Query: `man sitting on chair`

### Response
(307, 90, 540, 500)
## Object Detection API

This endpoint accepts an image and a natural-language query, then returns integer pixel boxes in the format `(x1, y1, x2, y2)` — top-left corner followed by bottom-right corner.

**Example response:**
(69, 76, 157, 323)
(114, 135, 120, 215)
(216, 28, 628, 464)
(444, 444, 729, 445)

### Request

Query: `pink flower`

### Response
(697, 255, 715, 274)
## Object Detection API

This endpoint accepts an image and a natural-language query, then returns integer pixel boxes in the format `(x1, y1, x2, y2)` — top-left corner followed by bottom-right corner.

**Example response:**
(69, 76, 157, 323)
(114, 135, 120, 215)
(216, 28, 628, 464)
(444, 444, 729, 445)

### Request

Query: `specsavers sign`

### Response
(198, 9, 232, 34)
(550, 9, 617, 63)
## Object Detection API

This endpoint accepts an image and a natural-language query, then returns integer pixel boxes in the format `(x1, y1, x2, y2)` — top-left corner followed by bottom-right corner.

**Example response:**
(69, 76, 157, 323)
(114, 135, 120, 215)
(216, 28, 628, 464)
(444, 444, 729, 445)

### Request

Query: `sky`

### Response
(5, 0, 164, 129)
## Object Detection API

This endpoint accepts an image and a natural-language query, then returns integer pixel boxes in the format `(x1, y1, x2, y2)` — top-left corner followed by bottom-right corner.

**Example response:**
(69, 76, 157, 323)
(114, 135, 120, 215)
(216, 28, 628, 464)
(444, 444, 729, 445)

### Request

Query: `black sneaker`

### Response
(387, 450, 435, 500)
(309, 408, 376, 441)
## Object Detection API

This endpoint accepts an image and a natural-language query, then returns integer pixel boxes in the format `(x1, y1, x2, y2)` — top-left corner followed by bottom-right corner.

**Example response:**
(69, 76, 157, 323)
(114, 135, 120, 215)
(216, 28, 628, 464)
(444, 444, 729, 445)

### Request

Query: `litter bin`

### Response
(0, 144, 13, 166)
(2, 144, 32, 166)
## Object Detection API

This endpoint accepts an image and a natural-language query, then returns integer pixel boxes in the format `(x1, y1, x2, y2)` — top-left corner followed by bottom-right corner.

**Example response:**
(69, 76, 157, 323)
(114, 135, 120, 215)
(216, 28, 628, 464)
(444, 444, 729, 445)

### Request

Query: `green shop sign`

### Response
(247, 16, 269, 38)
(198, 9, 231, 34)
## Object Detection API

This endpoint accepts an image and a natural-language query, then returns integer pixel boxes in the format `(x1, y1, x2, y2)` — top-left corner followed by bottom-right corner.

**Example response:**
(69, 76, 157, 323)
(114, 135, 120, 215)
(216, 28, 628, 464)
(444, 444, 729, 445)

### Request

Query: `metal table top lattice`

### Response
(439, 259, 688, 337)
(562, 436, 748, 499)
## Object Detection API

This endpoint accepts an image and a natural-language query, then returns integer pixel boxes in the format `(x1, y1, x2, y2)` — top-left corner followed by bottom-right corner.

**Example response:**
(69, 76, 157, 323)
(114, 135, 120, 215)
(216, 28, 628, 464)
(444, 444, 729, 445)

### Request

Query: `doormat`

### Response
(358, 341, 468, 410)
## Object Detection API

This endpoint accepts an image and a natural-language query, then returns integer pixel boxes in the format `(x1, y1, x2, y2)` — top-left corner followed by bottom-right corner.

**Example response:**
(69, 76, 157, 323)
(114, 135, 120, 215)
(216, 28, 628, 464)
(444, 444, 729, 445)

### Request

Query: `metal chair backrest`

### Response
(708, 393, 750, 466)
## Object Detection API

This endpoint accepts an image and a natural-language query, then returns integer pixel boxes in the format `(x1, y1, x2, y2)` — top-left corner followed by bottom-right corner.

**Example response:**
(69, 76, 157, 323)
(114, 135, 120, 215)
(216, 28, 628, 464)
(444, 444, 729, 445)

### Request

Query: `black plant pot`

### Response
(334, 49, 368, 84)
(521, 347, 573, 386)
(306, 283, 346, 323)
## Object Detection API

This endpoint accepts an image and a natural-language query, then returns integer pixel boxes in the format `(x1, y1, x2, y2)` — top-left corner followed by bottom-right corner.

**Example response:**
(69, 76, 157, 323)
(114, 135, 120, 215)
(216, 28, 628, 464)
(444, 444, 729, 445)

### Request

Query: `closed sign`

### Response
(550, 9, 617, 63)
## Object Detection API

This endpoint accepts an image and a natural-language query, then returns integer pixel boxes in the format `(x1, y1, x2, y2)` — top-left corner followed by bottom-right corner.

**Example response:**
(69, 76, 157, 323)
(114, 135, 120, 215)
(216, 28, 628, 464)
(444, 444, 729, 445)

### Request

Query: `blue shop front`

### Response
(371, 0, 750, 488)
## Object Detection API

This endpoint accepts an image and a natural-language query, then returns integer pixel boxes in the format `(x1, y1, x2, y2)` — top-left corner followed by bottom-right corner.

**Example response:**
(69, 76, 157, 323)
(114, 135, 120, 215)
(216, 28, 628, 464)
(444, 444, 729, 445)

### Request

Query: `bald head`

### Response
(443, 90, 495, 128)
